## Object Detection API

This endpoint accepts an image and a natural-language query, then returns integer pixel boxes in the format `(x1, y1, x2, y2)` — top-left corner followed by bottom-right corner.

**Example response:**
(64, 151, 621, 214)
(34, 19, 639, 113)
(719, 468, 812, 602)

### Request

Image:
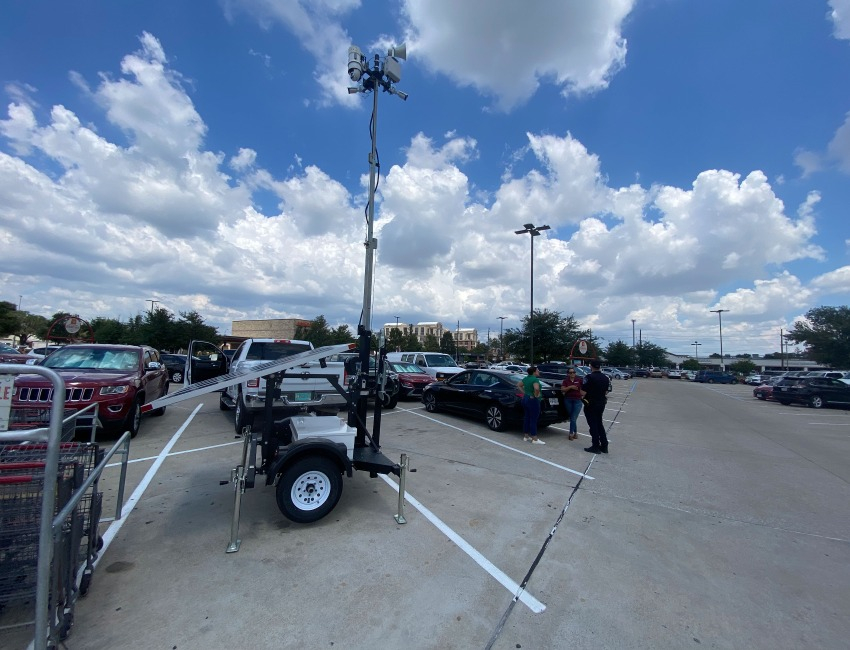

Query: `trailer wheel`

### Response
(380, 391, 398, 409)
(79, 571, 92, 596)
(276, 457, 343, 523)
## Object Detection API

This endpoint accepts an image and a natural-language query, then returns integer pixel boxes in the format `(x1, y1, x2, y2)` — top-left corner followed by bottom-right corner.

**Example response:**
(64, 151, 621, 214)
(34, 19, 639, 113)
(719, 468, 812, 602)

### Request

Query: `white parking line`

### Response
(409, 409, 594, 480)
(93, 403, 203, 568)
(104, 439, 243, 468)
(379, 474, 547, 613)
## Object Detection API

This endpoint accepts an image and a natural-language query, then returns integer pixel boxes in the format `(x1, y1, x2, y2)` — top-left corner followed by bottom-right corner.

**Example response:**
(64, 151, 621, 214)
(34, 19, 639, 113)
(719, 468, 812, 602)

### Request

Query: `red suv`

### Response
(11, 344, 169, 437)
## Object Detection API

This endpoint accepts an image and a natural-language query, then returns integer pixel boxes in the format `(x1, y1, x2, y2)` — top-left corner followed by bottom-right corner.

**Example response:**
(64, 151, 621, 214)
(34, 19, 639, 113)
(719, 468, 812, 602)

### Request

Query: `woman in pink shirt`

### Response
(560, 368, 584, 440)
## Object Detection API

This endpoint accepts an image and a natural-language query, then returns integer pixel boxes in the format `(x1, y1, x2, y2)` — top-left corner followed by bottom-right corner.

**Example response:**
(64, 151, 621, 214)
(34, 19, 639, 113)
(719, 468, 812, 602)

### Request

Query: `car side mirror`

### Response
(146, 361, 162, 371)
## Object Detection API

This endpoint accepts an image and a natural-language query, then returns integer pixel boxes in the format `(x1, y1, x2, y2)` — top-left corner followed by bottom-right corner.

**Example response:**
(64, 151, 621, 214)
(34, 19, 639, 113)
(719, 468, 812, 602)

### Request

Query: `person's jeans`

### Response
(563, 398, 583, 433)
(522, 396, 541, 437)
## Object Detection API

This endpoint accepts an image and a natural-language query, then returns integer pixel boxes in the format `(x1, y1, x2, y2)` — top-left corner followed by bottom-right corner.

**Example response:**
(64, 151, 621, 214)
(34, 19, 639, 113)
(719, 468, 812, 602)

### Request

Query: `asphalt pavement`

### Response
(3, 377, 849, 649)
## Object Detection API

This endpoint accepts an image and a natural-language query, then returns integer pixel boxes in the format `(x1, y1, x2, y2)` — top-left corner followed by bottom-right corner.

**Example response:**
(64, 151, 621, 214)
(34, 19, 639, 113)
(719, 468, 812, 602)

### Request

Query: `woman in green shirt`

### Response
(518, 366, 545, 445)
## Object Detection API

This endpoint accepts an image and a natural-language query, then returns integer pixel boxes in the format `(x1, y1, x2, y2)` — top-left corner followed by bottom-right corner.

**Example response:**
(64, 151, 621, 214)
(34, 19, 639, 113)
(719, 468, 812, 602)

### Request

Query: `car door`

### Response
(144, 348, 169, 399)
(437, 371, 474, 412)
(823, 378, 850, 405)
(187, 340, 229, 385)
(453, 370, 492, 414)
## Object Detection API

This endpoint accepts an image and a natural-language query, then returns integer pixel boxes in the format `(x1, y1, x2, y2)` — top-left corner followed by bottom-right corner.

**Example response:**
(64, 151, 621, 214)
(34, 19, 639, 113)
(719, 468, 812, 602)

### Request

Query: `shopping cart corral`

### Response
(0, 364, 131, 650)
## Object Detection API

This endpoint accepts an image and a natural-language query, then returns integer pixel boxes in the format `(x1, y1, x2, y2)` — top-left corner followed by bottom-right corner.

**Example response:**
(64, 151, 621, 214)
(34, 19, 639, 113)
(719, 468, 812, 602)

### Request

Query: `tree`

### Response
(786, 306, 850, 368)
(0, 301, 18, 337)
(422, 334, 440, 352)
(728, 359, 756, 374)
(504, 309, 593, 363)
(603, 340, 634, 367)
(635, 341, 669, 368)
(681, 358, 700, 371)
(90, 317, 126, 344)
(440, 331, 455, 356)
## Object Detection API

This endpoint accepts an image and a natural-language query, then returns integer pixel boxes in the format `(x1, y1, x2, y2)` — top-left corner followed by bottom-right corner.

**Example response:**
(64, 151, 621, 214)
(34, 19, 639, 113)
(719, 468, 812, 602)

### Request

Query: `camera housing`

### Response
(348, 45, 364, 82)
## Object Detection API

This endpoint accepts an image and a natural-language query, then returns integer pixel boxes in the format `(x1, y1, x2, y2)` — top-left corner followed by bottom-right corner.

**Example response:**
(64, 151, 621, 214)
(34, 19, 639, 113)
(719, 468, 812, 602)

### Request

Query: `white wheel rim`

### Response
(487, 407, 501, 428)
(290, 470, 332, 511)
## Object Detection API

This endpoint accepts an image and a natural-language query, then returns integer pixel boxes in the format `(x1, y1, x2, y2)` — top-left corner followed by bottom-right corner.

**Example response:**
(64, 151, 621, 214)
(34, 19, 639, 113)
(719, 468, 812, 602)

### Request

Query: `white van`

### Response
(386, 351, 462, 381)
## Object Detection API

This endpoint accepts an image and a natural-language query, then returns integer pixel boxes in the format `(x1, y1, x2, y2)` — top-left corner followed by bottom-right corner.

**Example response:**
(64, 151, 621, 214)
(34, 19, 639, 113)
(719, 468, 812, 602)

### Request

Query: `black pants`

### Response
(584, 402, 608, 449)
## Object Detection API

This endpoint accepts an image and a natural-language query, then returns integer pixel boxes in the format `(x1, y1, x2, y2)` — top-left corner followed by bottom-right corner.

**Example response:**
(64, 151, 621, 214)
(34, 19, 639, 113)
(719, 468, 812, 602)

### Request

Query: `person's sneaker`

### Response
(531, 439, 546, 445)
(523, 435, 532, 442)
(584, 446, 602, 454)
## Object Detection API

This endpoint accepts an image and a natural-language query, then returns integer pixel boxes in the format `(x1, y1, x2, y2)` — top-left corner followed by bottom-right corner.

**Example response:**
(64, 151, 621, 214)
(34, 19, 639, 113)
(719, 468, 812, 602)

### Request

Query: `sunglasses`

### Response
(568, 371, 576, 374)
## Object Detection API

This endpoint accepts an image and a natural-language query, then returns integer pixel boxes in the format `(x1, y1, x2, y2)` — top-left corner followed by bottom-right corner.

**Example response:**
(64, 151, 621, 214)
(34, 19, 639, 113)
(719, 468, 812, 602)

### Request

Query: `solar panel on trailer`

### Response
(140, 342, 356, 413)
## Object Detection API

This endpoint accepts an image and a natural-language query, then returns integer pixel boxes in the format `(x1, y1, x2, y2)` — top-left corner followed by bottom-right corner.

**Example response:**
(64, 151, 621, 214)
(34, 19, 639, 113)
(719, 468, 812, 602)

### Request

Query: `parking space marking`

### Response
(379, 474, 547, 613)
(408, 409, 594, 480)
(93, 403, 203, 568)
(104, 439, 243, 468)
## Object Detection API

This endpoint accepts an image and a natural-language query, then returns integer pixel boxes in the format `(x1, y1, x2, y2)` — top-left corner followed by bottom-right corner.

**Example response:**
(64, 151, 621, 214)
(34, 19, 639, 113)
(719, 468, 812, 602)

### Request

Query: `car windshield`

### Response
(42, 347, 139, 371)
(245, 342, 312, 360)
(1, 344, 19, 353)
(423, 353, 459, 367)
(390, 362, 426, 373)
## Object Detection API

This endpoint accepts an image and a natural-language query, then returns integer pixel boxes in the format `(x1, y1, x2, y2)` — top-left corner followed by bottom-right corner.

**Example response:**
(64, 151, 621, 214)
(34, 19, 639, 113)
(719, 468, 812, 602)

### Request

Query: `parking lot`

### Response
(5, 377, 849, 649)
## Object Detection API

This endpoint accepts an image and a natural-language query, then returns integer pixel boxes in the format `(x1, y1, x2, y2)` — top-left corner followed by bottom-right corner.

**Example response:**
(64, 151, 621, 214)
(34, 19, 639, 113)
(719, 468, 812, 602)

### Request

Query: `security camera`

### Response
(348, 45, 364, 82)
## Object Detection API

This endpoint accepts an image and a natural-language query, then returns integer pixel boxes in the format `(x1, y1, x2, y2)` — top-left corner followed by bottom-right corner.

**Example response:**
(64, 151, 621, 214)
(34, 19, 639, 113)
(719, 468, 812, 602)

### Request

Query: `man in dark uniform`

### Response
(582, 359, 611, 454)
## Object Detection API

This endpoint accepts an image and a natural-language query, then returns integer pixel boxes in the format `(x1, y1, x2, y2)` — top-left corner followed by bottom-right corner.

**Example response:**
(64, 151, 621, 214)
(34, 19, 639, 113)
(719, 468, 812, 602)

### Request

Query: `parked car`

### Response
(602, 367, 631, 379)
(649, 368, 664, 378)
(632, 368, 650, 378)
(665, 369, 682, 379)
(386, 360, 433, 399)
(693, 370, 737, 384)
(10, 344, 169, 437)
(753, 376, 785, 401)
(681, 370, 697, 381)
(744, 374, 763, 385)
(0, 343, 30, 364)
(25, 344, 64, 364)
(386, 351, 462, 381)
(773, 376, 850, 409)
(421, 369, 566, 432)
(160, 353, 188, 383)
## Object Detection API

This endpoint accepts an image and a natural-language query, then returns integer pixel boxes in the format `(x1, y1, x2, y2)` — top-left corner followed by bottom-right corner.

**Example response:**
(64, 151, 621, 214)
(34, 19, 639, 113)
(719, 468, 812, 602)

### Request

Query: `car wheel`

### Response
(234, 393, 254, 434)
(779, 400, 791, 406)
(809, 395, 824, 409)
(275, 456, 343, 523)
(756, 394, 765, 401)
(423, 393, 438, 412)
(485, 404, 506, 431)
(124, 397, 142, 439)
(171, 370, 183, 383)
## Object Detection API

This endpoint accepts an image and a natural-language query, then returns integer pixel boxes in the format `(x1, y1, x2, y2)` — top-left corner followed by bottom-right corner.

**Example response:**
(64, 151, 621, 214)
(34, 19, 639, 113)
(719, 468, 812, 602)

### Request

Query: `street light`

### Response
(710, 308, 729, 370)
(498, 316, 507, 361)
(692, 341, 701, 364)
(147, 299, 159, 316)
(514, 223, 550, 363)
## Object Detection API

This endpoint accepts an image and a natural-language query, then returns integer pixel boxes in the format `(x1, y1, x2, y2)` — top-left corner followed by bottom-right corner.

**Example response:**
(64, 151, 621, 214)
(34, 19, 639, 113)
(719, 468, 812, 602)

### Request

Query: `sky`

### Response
(1, 0, 849, 358)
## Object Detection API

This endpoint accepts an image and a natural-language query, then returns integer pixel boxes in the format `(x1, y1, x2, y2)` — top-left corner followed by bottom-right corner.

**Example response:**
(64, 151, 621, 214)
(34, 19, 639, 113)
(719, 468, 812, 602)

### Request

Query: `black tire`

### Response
(170, 370, 183, 383)
(275, 456, 343, 523)
(234, 393, 253, 434)
(124, 398, 142, 438)
(423, 393, 438, 412)
(380, 391, 398, 409)
(809, 395, 824, 409)
(707, 379, 715, 384)
(79, 571, 92, 596)
(779, 400, 791, 406)
(485, 404, 506, 431)
(756, 394, 765, 401)
(219, 391, 231, 411)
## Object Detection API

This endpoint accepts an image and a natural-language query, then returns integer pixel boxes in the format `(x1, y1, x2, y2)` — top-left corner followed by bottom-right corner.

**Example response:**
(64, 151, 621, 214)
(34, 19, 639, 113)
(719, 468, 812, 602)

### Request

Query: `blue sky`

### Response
(1, 0, 849, 357)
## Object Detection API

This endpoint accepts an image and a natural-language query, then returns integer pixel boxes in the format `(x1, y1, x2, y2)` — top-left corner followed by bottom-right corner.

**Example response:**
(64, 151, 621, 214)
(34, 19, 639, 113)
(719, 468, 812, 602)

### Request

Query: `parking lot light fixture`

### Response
(498, 316, 507, 361)
(692, 341, 701, 364)
(514, 223, 550, 363)
(710, 308, 729, 370)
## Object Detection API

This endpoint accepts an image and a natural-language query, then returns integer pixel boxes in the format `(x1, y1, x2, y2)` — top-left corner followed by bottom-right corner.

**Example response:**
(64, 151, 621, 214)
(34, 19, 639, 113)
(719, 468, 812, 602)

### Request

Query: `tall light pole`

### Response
(692, 341, 701, 364)
(147, 299, 159, 316)
(514, 223, 550, 363)
(498, 316, 507, 361)
(631, 319, 636, 348)
(710, 308, 729, 370)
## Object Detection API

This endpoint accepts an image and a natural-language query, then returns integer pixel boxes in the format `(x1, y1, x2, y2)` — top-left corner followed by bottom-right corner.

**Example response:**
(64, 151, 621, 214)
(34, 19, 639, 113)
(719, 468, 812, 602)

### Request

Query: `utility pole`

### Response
(147, 299, 159, 316)
(498, 316, 507, 361)
(631, 319, 636, 349)
(710, 309, 729, 370)
(514, 223, 550, 363)
(692, 341, 701, 363)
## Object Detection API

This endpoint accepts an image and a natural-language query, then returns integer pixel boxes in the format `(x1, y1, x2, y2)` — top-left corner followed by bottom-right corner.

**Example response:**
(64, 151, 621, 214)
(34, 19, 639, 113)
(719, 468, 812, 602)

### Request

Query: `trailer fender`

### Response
(265, 438, 352, 486)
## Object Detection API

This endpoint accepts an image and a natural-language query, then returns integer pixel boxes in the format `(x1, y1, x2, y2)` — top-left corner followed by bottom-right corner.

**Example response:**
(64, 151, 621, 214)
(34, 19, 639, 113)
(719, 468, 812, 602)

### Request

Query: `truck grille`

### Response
(17, 387, 95, 403)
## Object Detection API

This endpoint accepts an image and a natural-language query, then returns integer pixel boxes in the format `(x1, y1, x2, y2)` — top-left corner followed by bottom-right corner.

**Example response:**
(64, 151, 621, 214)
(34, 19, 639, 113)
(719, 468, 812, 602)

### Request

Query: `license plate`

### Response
(548, 398, 559, 406)
(294, 392, 312, 402)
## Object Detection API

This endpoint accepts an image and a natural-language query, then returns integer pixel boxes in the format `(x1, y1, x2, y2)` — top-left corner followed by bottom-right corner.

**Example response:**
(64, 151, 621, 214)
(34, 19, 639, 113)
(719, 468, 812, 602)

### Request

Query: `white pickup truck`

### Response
(188, 338, 348, 433)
